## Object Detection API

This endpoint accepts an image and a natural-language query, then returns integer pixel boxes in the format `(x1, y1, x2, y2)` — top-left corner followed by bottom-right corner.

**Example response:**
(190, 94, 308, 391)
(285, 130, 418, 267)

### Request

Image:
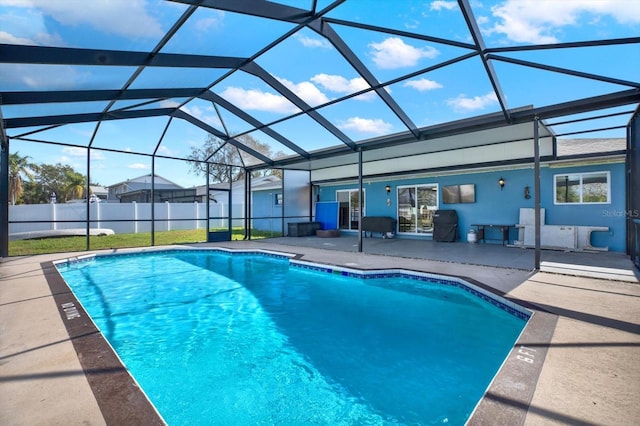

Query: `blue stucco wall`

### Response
(317, 161, 626, 251)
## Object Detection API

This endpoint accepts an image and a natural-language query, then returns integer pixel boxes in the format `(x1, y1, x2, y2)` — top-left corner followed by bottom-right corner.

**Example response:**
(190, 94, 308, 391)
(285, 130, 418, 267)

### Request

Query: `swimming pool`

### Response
(56, 248, 530, 425)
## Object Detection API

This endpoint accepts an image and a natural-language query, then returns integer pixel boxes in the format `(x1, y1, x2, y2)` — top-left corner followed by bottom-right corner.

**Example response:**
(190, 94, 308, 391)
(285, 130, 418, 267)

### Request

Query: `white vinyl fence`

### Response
(8, 202, 245, 236)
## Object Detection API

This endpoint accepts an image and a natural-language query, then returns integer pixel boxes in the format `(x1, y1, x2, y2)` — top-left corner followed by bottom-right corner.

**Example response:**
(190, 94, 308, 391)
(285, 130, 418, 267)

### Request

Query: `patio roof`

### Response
(1, 0, 639, 177)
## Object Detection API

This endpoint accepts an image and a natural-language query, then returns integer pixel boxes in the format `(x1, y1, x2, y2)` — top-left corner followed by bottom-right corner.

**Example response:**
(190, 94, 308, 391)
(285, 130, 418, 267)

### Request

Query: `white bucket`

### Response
(467, 229, 477, 243)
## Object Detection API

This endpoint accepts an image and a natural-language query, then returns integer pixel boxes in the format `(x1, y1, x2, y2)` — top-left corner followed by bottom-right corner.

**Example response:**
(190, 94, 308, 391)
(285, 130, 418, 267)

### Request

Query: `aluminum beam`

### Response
(485, 36, 640, 53)
(168, 0, 314, 24)
(0, 88, 204, 105)
(199, 91, 310, 158)
(173, 110, 273, 165)
(323, 17, 477, 50)
(240, 61, 357, 150)
(0, 107, 8, 257)
(4, 108, 176, 128)
(458, 0, 510, 121)
(0, 44, 247, 69)
(312, 20, 420, 138)
(487, 54, 640, 89)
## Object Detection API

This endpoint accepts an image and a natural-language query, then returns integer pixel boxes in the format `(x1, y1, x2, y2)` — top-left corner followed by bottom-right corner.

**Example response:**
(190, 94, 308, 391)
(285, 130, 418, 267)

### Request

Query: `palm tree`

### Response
(64, 170, 87, 202)
(8, 152, 34, 205)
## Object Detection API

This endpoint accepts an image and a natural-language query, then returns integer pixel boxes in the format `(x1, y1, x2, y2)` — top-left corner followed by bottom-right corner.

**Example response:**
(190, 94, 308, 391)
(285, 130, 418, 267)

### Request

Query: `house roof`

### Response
(106, 174, 184, 190)
(556, 138, 626, 157)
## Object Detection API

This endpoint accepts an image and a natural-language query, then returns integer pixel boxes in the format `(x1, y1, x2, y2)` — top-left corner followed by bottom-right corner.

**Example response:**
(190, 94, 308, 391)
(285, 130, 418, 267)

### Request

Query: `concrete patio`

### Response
(1, 238, 638, 425)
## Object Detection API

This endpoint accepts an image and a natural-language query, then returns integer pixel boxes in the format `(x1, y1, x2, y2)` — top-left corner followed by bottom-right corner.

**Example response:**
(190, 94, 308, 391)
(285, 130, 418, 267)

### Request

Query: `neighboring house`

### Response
(66, 185, 108, 204)
(250, 176, 283, 233)
(90, 185, 108, 202)
(107, 174, 195, 203)
(195, 175, 283, 231)
(318, 138, 628, 252)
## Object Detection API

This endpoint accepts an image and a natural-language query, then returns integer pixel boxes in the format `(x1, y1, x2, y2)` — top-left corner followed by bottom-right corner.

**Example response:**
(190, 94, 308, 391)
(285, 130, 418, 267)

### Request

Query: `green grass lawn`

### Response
(8, 228, 281, 256)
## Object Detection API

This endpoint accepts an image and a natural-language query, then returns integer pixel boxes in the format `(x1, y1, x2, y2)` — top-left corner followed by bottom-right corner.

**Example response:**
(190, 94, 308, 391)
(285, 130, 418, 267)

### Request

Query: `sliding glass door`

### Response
(397, 184, 438, 234)
(337, 189, 365, 230)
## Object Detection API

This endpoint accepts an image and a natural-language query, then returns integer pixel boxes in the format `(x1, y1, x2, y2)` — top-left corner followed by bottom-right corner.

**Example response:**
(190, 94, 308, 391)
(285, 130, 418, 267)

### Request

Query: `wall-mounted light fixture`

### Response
(498, 177, 505, 190)
(385, 185, 391, 194)
(524, 185, 531, 199)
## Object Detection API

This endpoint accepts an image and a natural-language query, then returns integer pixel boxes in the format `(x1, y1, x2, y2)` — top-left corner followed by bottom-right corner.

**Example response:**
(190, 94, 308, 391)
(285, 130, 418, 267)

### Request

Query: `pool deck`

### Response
(1, 238, 638, 425)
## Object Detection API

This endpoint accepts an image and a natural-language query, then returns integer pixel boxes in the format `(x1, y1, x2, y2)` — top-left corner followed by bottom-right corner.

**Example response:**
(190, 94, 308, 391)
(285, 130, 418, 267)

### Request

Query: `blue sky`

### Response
(1, 0, 639, 188)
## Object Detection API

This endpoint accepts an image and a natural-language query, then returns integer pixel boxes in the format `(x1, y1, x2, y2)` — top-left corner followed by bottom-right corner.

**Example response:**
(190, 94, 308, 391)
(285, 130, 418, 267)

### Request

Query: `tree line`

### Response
(9, 152, 93, 205)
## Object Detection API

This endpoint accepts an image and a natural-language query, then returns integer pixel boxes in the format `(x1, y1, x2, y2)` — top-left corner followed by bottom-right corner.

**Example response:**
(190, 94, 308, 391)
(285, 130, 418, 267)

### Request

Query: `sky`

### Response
(1, 0, 639, 189)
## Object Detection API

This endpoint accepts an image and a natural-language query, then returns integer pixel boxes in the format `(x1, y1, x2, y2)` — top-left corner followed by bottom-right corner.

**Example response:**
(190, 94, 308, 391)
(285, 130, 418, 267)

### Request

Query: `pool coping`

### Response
(44, 246, 557, 425)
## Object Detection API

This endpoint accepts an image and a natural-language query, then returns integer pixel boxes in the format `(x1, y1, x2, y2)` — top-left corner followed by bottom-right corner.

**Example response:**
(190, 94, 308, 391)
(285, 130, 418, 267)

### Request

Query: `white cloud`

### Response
(128, 163, 149, 170)
(0, 30, 34, 44)
(476, 16, 490, 26)
(487, 0, 640, 44)
(195, 11, 225, 32)
(369, 37, 439, 69)
(310, 73, 375, 101)
(403, 78, 443, 91)
(219, 86, 299, 114)
(0, 64, 89, 89)
(156, 145, 175, 156)
(430, 1, 458, 11)
(338, 117, 393, 135)
(160, 99, 180, 108)
(1, 0, 163, 40)
(296, 34, 331, 48)
(0, 6, 66, 46)
(61, 147, 86, 157)
(277, 77, 330, 106)
(60, 147, 105, 160)
(179, 104, 221, 127)
(446, 92, 498, 112)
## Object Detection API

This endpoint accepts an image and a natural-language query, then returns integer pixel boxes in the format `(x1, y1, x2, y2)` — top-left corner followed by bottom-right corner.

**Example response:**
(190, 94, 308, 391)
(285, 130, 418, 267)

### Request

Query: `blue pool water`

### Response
(57, 249, 528, 425)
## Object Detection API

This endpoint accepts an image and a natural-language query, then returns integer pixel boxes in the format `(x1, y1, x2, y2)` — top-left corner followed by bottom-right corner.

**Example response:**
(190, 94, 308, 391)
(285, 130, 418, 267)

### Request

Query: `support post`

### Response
(227, 166, 232, 237)
(534, 117, 541, 270)
(85, 148, 90, 251)
(206, 162, 210, 239)
(151, 158, 155, 246)
(358, 149, 363, 253)
(0, 137, 9, 258)
(245, 170, 251, 240)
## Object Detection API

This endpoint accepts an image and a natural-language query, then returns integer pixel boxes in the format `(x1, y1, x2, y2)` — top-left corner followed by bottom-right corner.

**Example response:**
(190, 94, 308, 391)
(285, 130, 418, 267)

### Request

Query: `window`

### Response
(336, 189, 365, 230)
(397, 184, 438, 234)
(554, 171, 610, 204)
(275, 193, 283, 205)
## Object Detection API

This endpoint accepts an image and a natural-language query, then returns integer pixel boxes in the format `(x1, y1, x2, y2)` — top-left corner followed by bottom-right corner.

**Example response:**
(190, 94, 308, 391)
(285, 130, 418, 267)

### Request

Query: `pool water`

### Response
(57, 249, 528, 425)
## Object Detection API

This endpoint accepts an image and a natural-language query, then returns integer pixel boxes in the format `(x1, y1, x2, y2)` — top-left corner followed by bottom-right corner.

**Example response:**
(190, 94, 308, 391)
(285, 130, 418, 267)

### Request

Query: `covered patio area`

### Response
(256, 234, 638, 277)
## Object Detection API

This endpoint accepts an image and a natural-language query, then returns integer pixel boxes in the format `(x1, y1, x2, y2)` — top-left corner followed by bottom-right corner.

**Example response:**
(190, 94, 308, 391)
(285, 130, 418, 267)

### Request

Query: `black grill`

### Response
(433, 209, 458, 242)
